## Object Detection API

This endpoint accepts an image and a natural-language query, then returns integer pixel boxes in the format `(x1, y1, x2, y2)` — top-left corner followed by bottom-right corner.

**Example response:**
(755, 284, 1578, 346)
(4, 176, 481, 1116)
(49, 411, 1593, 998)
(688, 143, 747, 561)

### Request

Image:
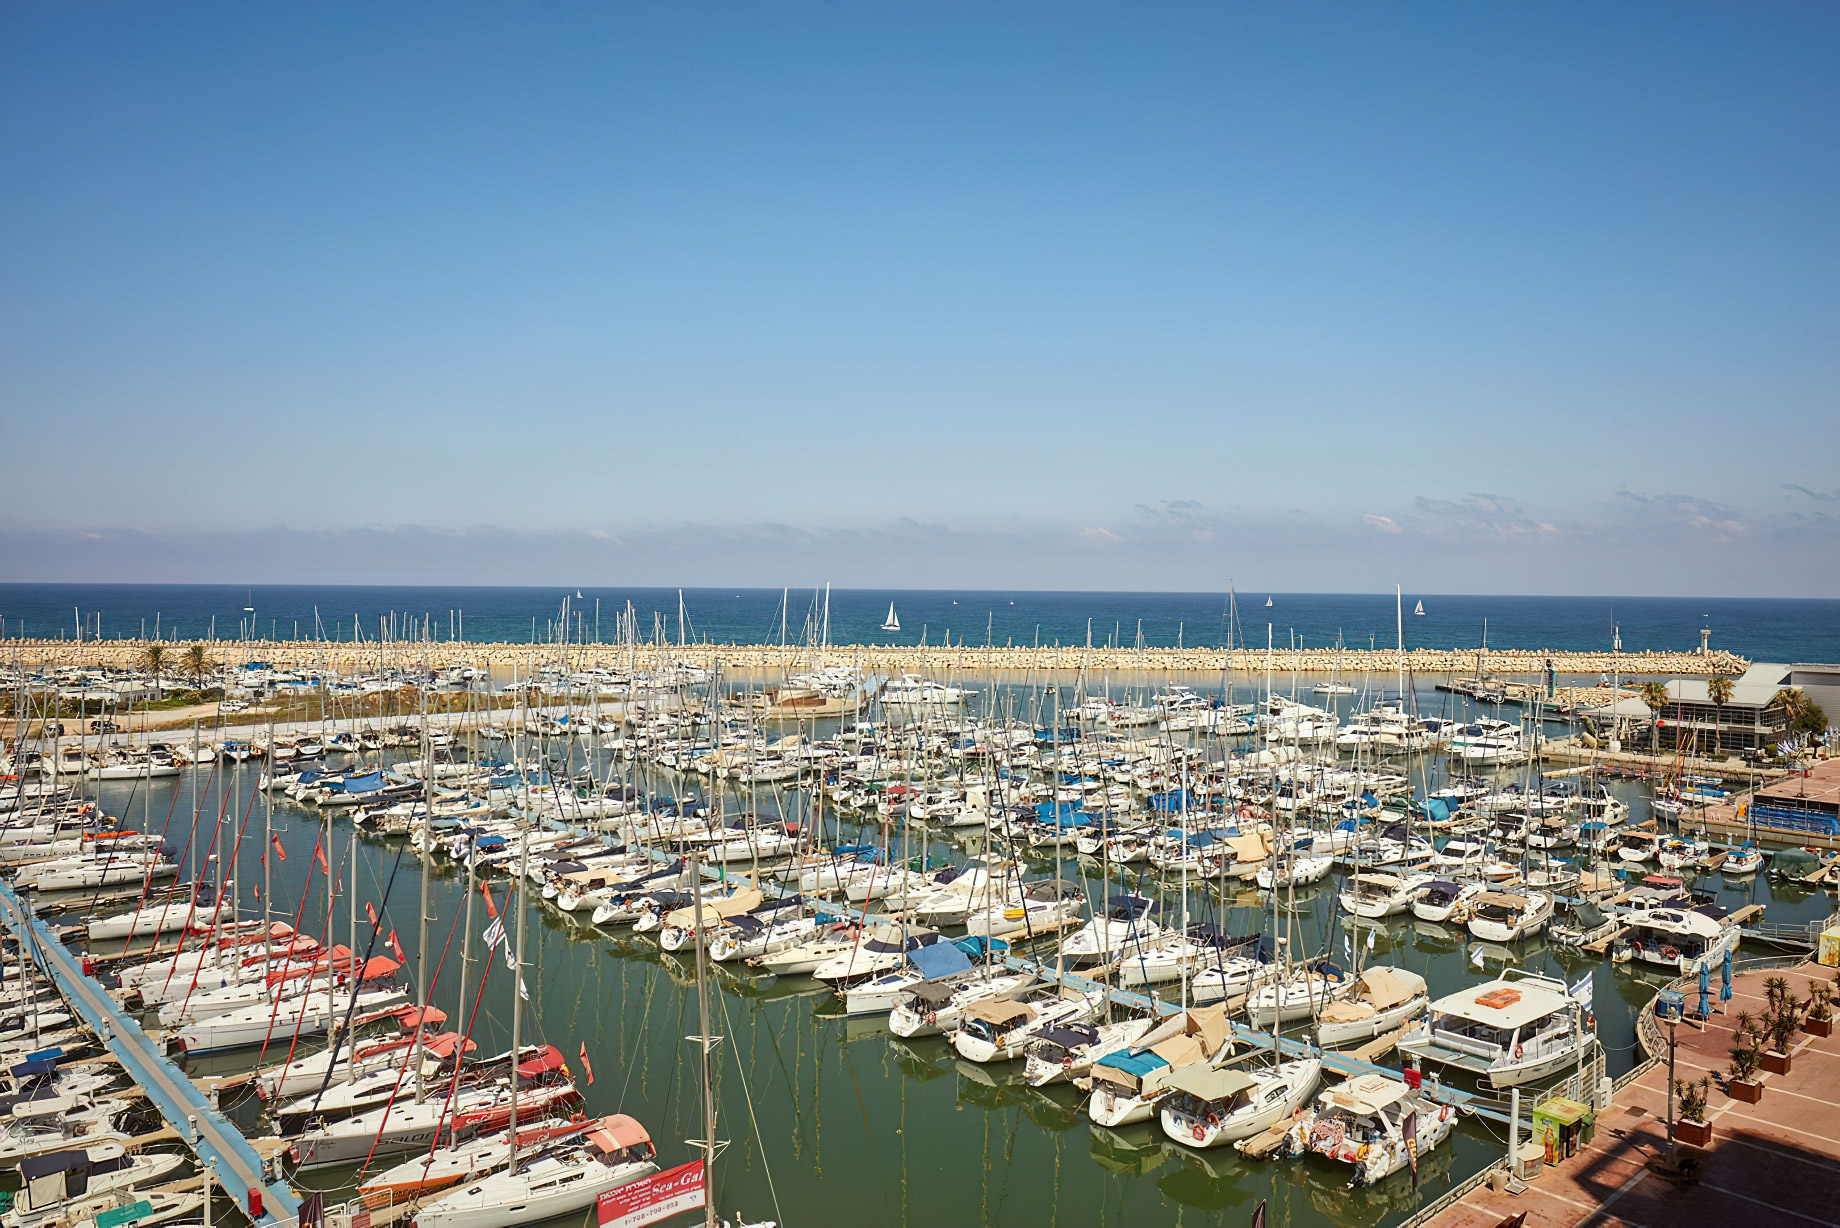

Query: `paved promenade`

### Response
(1427, 960, 1840, 1227)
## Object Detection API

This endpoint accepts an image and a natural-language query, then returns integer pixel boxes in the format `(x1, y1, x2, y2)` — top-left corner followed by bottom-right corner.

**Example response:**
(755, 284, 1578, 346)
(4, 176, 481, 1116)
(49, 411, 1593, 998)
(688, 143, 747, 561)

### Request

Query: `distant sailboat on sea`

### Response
(882, 602, 901, 632)
(1265, 597, 1274, 608)
(1414, 600, 1425, 616)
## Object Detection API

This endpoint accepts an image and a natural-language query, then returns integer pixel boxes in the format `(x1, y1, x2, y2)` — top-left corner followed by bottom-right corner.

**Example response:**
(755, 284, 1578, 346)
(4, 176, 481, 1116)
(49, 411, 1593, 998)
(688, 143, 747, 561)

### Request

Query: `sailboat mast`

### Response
(1392, 585, 1404, 709)
(413, 680, 432, 1101)
(691, 845, 718, 1228)
(508, 759, 534, 1161)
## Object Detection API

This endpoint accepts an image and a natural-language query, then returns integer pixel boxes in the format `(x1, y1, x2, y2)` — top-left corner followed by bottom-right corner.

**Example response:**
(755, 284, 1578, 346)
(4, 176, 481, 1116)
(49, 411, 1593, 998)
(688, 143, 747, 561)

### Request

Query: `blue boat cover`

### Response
(953, 935, 1008, 958)
(908, 943, 972, 981)
(1035, 802, 1089, 828)
(1095, 1049, 1167, 1078)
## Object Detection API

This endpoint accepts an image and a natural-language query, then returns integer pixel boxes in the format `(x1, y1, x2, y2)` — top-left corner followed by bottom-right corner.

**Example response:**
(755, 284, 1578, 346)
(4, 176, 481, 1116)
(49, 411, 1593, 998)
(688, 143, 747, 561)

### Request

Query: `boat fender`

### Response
(1439, 1105, 1449, 1123)
(1585, 1012, 1595, 1031)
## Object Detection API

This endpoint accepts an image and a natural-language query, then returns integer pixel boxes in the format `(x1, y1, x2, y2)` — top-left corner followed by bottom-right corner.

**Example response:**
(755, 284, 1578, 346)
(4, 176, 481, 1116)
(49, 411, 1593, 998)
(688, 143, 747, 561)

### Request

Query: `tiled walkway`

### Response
(1428, 962, 1840, 1227)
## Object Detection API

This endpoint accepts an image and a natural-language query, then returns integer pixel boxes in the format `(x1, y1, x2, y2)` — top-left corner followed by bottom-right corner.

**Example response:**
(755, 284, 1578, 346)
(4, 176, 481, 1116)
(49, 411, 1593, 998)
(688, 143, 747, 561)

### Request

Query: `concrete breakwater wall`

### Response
(4, 638, 1751, 679)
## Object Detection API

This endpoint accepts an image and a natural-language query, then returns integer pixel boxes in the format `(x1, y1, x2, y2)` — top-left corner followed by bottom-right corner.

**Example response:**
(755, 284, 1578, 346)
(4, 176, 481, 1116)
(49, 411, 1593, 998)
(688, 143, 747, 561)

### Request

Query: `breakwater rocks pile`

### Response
(4, 638, 1751, 679)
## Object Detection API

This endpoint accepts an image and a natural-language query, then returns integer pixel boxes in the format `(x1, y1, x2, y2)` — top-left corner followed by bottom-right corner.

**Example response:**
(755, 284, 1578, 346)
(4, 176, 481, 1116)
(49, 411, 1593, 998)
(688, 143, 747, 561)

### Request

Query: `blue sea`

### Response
(4, 584, 1838, 661)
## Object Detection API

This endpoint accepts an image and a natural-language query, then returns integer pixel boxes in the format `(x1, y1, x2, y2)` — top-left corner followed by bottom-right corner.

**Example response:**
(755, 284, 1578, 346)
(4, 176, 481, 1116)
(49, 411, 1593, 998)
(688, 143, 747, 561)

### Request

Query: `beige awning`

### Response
(664, 886, 763, 930)
(964, 999, 1034, 1026)
(1163, 1064, 1256, 1103)
(1357, 966, 1427, 1011)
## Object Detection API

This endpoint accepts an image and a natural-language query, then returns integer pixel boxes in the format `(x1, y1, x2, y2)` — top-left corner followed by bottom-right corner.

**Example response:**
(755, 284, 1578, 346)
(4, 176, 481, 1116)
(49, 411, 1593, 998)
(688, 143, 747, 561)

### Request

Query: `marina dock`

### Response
(0, 878, 300, 1228)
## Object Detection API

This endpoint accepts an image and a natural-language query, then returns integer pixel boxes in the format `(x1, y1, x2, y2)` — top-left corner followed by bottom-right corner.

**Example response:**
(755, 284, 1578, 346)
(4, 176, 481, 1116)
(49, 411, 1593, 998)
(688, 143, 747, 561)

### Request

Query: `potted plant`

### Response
(1807, 986, 1835, 1039)
(1759, 976, 1800, 1074)
(1727, 1039, 1764, 1103)
(1675, 1076, 1714, 1147)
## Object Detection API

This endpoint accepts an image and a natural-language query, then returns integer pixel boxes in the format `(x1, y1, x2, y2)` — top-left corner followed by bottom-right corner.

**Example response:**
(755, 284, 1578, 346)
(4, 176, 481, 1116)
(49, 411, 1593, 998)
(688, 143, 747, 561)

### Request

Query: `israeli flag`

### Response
(483, 917, 505, 950)
(1570, 971, 1594, 1006)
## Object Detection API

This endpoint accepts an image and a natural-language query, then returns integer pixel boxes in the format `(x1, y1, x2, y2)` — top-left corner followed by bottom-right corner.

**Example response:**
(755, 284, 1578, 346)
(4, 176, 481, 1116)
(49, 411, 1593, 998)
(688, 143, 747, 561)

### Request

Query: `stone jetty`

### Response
(4, 637, 1750, 679)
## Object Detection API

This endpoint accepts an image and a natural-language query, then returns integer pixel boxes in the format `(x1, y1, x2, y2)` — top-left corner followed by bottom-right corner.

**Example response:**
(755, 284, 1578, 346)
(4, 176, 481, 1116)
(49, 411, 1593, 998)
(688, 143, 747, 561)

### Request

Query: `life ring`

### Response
(1513, 1043, 1524, 1060)
(1206, 1112, 1221, 1127)
(1062, 1054, 1074, 1070)
(1629, 940, 1643, 954)
(1662, 946, 1681, 962)
(926, 1011, 938, 1026)
(1191, 1123, 1207, 1141)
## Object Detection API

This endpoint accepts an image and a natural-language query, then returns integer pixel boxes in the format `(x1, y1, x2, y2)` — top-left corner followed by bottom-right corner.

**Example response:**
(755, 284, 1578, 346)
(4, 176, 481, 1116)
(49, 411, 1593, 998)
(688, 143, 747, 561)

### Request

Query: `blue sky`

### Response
(3, 3, 1837, 593)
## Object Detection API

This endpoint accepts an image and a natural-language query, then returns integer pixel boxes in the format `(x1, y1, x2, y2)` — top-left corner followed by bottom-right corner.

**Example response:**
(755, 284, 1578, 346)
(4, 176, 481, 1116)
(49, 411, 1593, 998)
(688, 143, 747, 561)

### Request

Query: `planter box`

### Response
(1762, 1050, 1793, 1076)
(1676, 1119, 1714, 1148)
(1727, 1079, 1763, 1104)
(1806, 1017, 1835, 1039)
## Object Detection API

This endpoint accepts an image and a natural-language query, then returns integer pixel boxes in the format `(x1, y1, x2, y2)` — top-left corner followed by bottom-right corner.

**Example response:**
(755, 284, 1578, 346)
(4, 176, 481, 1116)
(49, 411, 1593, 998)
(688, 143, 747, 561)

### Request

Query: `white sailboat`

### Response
(881, 602, 900, 632)
(1414, 600, 1425, 616)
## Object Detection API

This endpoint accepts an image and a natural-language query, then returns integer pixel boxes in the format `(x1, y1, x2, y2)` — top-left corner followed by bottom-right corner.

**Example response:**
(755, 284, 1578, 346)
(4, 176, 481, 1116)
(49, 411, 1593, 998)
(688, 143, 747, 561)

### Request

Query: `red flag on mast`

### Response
(388, 930, 406, 963)
(480, 880, 498, 919)
(579, 1042, 594, 1085)
(272, 834, 287, 862)
(366, 902, 379, 927)
(315, 845, 330, 875)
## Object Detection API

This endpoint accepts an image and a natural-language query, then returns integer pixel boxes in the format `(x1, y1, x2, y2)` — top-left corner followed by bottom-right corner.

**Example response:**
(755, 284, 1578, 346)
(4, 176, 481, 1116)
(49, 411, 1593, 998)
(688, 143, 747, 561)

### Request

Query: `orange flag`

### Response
(480, 880, 498, 919)
(271, 834, 287, 862)
(578, 1042, 594, 1085)
(366, 902, 379, 927)
(388, 930, 406, 963)
(314, 845, 330, 875)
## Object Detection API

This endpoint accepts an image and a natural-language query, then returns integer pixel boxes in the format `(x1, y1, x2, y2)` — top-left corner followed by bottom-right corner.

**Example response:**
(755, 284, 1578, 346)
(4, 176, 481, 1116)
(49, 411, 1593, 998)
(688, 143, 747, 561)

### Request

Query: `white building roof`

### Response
(1428, 976, 1570, 1030)
(1667, 663, 1792, 707)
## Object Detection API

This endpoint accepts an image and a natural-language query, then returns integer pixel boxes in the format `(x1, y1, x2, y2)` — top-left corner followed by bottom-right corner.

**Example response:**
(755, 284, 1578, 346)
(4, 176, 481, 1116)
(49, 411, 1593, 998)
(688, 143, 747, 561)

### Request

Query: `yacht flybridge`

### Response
(1397, 969, 1595, 1087)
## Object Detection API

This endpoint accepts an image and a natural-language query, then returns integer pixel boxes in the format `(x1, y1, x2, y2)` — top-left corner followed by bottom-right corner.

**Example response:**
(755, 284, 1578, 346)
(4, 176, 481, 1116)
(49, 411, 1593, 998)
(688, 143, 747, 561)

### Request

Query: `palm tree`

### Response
(184, 643, 211, 692)
(1639, 680, 1673, 752)
(1772, 687, 1829, 749)
(1707, 675, 1734, 759)
(141, 643, 168, 698)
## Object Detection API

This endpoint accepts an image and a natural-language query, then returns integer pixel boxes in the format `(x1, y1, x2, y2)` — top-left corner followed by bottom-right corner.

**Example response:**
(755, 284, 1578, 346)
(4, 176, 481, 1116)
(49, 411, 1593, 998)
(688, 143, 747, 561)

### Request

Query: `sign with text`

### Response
(597, 1160, 706, 1228)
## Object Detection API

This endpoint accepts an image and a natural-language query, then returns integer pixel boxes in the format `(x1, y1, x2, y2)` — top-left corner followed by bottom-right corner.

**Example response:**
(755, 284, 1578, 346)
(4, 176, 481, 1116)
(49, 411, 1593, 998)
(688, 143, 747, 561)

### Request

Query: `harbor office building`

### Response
(1652, 662, 1803, 755)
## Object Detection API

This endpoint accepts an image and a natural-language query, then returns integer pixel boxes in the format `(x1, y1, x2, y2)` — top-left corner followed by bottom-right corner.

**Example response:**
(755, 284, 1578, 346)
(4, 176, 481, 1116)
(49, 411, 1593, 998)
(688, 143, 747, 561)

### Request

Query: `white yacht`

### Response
(410, 1114, 659, 1228)
(1158, 1057, 1323, 1148)
(1464, 890, 1554, 944)
(1339, 871, 1435, 920)
(1315, 967, 1429, 1049)
(1398, 970, 1596, 1087)
(1284, 1073, 1456, 1185)
(1059, 894, 1162, 966)
(1612, 906, 1740, 972)
(880, 674, 974, 707)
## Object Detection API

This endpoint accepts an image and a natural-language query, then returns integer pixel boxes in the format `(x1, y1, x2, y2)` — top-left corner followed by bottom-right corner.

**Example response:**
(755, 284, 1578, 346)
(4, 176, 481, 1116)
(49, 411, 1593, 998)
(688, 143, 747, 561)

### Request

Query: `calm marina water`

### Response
(7, 584, 1840, 662)
(69, 677, 1838, 1228)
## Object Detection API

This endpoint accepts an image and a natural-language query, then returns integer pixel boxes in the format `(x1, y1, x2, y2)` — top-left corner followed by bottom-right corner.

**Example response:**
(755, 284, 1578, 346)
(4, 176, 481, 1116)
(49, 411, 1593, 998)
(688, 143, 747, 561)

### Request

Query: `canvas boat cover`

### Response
(908, 942, 973, 982)
(1163, 1064, 1255, 1104)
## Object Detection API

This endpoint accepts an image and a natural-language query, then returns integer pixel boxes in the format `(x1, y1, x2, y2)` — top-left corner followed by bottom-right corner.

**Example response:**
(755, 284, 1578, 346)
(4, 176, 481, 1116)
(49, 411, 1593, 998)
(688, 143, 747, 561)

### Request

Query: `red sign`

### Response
(598, 1161, 705, 1228)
